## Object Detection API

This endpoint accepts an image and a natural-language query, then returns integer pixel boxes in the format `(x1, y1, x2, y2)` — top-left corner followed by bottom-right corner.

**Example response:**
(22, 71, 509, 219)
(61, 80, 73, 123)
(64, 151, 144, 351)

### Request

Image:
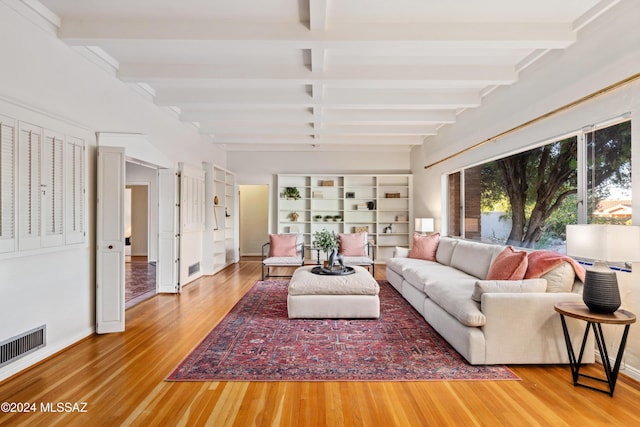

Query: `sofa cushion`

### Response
(409, 232, 440, 261)
(404, 263, 478, 295)
(425, 279, 486, 327)
(486, 246, 528, 280)
(471, 279, 547, 302)
(393, 246, 410, 258)
(435, 237, 459, 266)
(386, 257, 432, 276)
(449, 239, 503, 279)
(540, 262, 576, 293)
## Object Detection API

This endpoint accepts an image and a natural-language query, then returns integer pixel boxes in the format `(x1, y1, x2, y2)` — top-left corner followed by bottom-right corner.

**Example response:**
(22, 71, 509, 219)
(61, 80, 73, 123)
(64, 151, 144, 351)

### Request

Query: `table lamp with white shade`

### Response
(415, 218, 435, 234)
(566, 224, 640, 313)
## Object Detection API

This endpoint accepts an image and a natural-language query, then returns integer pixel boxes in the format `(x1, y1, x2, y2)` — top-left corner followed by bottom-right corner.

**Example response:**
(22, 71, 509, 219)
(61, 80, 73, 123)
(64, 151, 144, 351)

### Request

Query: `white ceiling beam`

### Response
(155, 89, 480, 109)
(310, 48, 326, 73)
(219, 144, 413, 153)
(180, 109, 313, 122)
(319, 109, 456, 124)
(309, 0, 329, 31)
(59, 20, 575, 49)
(118, 64, 516, 87)
(200, 124, 439, 136)
(209, 134, 423, 146)
(188, 107, 456, 126)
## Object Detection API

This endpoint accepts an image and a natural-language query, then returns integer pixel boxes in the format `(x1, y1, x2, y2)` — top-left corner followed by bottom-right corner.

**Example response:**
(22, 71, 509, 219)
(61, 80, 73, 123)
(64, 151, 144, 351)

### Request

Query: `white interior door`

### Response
(157, 168, 180, 293)
(96, 146, 125, 333)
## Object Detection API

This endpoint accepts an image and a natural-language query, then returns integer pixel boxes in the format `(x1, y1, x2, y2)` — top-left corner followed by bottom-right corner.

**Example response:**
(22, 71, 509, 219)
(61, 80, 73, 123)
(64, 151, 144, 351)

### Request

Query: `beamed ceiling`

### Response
(27, 0, 618, 151)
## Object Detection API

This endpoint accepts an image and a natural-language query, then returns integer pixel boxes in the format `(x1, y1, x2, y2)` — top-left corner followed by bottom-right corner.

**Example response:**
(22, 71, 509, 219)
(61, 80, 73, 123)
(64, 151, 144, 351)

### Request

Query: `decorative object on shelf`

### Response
(289, 212, 299, 221)
(320, 180, 334, 187)
(333, 215, 342, 222)
(415, 218, 435, 234)
(313, 215, 322, 221)
(385, 193, 401, 198)
(356, 203, 368, 210)
(312, 191, 323, 199)
(384, 224, 393, 234)
(283, 187, 301, 200)
(367, 201, 375, 210)
(324, 215, 333, 221)
(214, 195, 219, 205)
(353, 226, 369, 233)
(396, 214, 408, 222)
(566, 224, 640, 313)
(345, 192, 355, 198)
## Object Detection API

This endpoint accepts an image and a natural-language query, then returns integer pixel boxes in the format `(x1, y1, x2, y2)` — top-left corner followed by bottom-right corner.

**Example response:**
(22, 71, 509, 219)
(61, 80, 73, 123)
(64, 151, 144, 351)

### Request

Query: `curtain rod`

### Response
(424, 72, 640, 170)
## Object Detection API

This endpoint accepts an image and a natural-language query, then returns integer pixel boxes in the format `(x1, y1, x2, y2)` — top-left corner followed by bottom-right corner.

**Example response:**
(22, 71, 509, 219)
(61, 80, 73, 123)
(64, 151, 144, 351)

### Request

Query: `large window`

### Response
(448, 120, 631, 251)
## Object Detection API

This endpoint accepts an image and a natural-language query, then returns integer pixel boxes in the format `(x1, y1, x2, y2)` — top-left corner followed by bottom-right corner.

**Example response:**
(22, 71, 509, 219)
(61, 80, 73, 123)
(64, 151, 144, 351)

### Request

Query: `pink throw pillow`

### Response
(269, 234, 298, 257)
(408, 232, 440, 261)
(486, 246, 528, 280)
(338, 233, 367, 256)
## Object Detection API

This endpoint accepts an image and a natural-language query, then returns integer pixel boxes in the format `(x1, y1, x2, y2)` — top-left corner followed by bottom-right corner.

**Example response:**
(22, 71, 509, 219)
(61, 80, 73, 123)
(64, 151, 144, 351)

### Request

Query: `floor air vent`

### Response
(188, 262, 200, 276)
(0, 325, 46, 368)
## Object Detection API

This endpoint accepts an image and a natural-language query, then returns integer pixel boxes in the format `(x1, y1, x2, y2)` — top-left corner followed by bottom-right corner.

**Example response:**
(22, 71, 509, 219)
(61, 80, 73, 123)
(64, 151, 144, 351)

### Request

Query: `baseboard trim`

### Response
(594, 350, 640, 382)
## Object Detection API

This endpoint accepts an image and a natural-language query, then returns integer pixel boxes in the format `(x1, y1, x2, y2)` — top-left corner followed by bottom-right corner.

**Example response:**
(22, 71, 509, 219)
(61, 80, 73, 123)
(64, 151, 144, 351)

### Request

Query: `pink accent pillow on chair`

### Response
(269, 234, 298, 257)
(408, 232, 440, 261)
(486, 246, 528, 280)
(338, 233, 367, 256)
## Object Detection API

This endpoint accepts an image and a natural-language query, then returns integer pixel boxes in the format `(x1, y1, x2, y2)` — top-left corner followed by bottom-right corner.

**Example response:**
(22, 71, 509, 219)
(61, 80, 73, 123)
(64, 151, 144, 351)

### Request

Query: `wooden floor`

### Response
(1, 261, 640, 426)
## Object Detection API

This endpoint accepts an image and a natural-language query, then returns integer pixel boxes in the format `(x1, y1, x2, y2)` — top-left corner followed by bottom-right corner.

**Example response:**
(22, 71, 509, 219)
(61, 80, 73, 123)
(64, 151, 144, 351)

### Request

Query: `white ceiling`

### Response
(30, 0, 617, 151)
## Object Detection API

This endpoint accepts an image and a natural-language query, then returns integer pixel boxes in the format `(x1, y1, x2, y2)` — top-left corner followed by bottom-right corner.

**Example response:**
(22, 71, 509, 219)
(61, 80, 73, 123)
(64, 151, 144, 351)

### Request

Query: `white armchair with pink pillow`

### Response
(337, 232, 375, 275)
(262, 234, 305, 280)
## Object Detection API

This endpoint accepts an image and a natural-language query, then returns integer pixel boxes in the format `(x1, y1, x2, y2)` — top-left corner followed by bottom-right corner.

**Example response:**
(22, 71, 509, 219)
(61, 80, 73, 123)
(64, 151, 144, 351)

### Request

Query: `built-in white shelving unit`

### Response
(213, 165, 238, 273)
(277, 174, 413, 262)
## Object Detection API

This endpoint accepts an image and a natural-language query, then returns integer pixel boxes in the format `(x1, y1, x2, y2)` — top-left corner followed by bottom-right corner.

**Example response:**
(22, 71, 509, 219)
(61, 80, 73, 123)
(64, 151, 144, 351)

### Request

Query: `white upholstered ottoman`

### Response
(287, 266, 380, 318)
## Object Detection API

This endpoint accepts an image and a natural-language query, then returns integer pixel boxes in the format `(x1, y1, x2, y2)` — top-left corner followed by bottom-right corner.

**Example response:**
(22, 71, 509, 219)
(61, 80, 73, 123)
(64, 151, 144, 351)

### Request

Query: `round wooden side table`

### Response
(554, 302, 636, 396)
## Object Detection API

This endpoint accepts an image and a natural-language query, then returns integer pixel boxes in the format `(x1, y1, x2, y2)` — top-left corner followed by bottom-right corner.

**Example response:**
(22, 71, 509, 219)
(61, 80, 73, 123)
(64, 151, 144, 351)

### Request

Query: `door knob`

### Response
(108, 245, 113, 249)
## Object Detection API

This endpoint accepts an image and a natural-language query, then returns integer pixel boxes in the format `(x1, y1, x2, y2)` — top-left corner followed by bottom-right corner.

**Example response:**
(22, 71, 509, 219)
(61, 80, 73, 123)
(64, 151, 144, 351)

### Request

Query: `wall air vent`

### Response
(188, 262, 200, 276)
(0, 325, 46, 368)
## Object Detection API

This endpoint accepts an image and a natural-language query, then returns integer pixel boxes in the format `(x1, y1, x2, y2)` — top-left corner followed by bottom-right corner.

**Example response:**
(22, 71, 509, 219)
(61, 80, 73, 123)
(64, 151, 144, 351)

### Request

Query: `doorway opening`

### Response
(239, 185, 269, 259)
(125, 162, 158, 308)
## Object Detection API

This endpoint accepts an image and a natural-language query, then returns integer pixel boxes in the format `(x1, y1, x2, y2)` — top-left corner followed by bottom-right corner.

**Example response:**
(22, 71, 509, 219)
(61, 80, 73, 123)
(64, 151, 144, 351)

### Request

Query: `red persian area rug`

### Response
(167, 280, 519, 382)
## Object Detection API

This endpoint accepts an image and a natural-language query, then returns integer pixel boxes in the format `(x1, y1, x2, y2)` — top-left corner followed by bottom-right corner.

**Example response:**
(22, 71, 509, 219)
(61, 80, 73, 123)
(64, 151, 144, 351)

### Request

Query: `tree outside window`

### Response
(453, 120, 631, 251)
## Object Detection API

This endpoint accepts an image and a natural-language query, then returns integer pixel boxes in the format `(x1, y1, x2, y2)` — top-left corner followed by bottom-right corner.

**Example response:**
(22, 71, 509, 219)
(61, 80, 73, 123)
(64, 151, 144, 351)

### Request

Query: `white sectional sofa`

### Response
(386, 236, 594, 365)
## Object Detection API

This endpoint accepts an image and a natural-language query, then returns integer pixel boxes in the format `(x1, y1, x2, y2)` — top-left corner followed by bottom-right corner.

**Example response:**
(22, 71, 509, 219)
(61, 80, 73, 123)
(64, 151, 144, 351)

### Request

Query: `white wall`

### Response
(0, 3, 226, 380)
(412, 0, 640, 377)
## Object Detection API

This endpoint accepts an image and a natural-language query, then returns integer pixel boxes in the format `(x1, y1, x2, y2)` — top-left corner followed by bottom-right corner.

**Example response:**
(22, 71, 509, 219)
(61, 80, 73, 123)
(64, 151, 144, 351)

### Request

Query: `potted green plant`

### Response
(333, 215, 342, 222)
(313, 229, 338, 261)
(283, 187, 301, 200)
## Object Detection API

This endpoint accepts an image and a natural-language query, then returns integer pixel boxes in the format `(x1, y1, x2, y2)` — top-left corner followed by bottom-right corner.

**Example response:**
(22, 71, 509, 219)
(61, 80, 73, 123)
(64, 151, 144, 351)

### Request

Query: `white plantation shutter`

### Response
(18, 122, 42, 251)
(0, 117, 16, 253)
(181, 170, 205, 232)
(65, 136, 85, 244)
(42, 130, 64, 247)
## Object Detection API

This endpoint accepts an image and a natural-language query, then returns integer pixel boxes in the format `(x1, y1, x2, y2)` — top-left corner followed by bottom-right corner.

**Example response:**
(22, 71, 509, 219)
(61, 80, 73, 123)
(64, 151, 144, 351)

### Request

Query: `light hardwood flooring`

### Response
(1, 260, 640, 426)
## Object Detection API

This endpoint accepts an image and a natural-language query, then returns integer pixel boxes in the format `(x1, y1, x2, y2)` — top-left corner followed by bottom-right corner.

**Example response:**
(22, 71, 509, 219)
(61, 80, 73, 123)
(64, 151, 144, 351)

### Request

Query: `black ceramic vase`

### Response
(582, 269, 621, 314)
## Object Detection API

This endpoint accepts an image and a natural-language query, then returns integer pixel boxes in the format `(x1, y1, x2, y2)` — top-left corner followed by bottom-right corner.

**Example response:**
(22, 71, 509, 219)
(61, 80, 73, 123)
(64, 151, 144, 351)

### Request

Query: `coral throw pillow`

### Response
(408, 232, 440, 261)
(486, 246, 528, 280)
(269, 234, 298, 257)
(338, 233, 367, 256)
